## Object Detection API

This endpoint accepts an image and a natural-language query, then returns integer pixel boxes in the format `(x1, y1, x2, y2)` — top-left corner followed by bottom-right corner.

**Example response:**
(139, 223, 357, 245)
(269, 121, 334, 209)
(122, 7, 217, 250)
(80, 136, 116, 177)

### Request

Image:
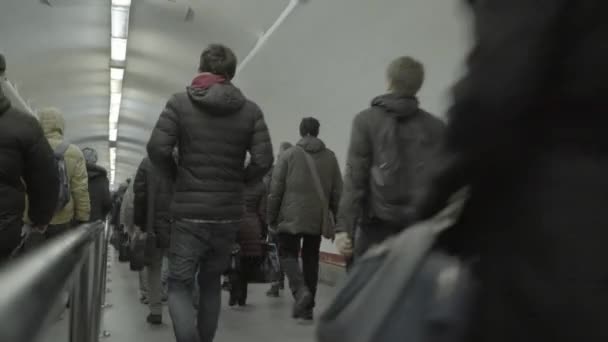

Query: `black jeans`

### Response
(168, 219, 239, 342)
(278, 233, 322, 309)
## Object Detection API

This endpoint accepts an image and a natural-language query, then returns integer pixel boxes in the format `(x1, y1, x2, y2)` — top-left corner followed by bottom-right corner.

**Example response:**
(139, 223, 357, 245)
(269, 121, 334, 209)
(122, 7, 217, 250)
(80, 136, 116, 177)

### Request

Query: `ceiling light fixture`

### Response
(108, 0, 132, 185)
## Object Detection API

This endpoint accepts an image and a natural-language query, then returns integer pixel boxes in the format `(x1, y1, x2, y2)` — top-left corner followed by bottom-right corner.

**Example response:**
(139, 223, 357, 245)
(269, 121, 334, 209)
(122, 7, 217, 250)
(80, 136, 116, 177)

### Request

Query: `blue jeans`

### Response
(168, 219, 239, 342)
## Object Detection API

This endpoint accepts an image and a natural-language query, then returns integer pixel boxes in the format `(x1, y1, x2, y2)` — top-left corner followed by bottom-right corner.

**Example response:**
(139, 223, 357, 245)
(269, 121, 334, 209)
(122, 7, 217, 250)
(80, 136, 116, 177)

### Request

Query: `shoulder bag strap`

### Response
(296, 146, 329, 208)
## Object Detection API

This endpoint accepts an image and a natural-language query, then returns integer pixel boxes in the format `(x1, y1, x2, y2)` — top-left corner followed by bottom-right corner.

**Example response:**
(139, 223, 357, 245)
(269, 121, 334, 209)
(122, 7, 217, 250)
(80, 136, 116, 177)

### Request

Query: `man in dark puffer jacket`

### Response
(147, 44, 273, 342)
(0, 54, 59, 261)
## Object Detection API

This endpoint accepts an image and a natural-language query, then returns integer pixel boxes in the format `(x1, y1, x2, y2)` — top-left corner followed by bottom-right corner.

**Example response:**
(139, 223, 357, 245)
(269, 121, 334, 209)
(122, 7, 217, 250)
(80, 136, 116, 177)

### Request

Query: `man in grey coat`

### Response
(267, 118, 342, 321)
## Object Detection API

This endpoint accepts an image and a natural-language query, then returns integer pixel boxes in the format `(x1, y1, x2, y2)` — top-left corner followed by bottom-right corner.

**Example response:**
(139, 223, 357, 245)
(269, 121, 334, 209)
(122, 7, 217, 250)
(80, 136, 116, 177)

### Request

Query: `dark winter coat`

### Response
(147, 79, 274, 221)
(0, 89, 58, 228)
(238, 180, 267, 257)
(133, 158, 174, 249)
(336, 94, 445, 235)
(416, 1, 608, 341)
(267, 137, 342, 236)
(86, 163, 112, 222)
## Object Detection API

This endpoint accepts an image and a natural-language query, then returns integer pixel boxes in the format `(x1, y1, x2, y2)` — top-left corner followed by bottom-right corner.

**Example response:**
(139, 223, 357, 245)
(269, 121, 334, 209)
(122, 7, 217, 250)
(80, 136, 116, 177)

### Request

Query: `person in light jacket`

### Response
(267, 118, 342, 321)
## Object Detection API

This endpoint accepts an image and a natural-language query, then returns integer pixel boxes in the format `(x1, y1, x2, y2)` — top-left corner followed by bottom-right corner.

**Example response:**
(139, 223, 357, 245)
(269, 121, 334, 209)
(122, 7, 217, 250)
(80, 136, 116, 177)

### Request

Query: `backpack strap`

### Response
(54, 141, 70, 157)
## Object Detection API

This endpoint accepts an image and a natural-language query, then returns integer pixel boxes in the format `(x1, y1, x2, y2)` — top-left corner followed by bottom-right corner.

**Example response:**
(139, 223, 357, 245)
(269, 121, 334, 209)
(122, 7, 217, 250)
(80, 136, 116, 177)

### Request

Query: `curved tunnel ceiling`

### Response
(0, 0, 294, 186)
(1, 0, 472, 187)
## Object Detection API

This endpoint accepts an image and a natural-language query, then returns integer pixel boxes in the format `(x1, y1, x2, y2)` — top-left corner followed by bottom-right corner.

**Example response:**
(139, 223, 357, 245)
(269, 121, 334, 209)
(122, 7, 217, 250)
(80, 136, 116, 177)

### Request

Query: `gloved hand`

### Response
(335, 232, 353, 257)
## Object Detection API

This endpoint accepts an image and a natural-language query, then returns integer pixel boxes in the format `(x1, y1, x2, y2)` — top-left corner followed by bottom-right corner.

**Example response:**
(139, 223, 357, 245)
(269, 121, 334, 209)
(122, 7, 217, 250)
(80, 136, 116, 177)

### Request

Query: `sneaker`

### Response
(139, 295, 149, 305)
(266, 284, 280, 298)
(146, 314, 162, 325)
(292, 288, 313, 319)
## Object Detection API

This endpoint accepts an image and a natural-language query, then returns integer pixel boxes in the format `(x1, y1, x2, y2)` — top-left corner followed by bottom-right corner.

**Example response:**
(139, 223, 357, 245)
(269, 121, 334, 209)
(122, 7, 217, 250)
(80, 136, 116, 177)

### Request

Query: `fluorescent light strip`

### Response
(236, 0, 299, 76)
(111, 37, 127, 63)
(111, 6, 130, 38)
(112, 0, 131, 6)
(109, 0, 132, 184)
(110, 67, 124, 80)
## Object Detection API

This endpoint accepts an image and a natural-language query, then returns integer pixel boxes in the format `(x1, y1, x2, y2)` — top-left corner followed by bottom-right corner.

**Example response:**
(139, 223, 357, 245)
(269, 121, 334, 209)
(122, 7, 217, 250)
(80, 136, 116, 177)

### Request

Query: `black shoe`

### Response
(266, 284, 280, 298)
(292, 288, 313, 319)
(229, 294, 238, 307)
(238, 298, 247, 307)
(140, 295, 149, 305)
(301, 309, 314, 321)
(146, 314, 162, 325)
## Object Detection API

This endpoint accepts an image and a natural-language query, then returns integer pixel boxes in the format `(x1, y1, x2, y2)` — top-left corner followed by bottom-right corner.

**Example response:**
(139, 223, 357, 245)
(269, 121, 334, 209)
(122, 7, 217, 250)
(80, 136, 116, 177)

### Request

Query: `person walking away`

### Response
(82, 148, 112, 222)
(265, 141, 293, 298)
(267, 118, 343, 321)
(334, 56, 445, 260)
(229, 175, 267, 307)
(147, 44, 273, 342)
(0, 54, 59, 262)
(38, 107, 90, 237)
(414, 1, 608, 341)
(121, 177, 149, 302)
(133, 157, 173, 325)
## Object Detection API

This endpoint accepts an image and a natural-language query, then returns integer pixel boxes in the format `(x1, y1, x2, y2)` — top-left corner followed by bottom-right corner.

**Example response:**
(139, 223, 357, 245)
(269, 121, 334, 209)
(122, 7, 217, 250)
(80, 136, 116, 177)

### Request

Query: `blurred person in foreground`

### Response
(147, 44, 273, 342)
(415, 1, 608, 341)
(0, 54, 59, 261)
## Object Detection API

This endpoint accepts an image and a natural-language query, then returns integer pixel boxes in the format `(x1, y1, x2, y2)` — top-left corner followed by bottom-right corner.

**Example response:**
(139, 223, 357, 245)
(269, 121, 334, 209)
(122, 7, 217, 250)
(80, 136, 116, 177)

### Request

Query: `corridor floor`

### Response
(40, 249, 338, 342)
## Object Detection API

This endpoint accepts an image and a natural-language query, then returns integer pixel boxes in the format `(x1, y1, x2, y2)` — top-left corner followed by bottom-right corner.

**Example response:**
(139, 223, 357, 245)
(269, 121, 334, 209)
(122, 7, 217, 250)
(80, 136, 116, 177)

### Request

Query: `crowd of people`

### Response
(2, 1, 608, 341)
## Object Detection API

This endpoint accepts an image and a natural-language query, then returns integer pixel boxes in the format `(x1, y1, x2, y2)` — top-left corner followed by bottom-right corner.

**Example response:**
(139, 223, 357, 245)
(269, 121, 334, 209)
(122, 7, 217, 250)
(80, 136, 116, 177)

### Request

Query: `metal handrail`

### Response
(0, 221, 109, 342)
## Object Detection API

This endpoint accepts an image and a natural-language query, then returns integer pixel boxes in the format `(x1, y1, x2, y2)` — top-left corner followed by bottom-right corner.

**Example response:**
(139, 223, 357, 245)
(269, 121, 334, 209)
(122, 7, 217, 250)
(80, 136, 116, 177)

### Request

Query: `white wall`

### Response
(238, 0, 473, 254)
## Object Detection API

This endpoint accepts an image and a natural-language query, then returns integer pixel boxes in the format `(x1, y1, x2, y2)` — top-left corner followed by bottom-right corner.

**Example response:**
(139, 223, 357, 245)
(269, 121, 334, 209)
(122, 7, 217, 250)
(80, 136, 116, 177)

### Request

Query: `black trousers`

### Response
(229, 256, 260, 304)
(278, 233, 322, 308)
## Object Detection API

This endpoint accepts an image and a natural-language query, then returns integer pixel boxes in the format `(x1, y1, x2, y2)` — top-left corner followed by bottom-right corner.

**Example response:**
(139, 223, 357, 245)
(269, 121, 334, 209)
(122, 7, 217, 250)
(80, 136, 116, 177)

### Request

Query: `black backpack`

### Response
(369, 113, 441, 223)
(53, 141, 71, 212)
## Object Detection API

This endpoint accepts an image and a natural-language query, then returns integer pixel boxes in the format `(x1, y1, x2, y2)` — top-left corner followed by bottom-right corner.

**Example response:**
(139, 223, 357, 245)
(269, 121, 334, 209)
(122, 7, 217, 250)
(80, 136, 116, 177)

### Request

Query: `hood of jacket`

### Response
(186, 73, 246, 116)
(38, 107, 65, 140)
(297, 136, 326, 154)
(371, 93, 421, 119)
(0, 85, 10, 115)
(87, 163, 108, 180)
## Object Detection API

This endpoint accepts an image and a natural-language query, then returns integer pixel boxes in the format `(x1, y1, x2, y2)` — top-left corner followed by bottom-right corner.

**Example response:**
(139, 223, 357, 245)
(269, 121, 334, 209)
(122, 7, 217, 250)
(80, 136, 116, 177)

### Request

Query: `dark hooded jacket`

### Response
(87, 163, 112, 222)
(133, 158, 174, 248)
(147, 74, 273, 221)
(238, 180, 267, 256)
(415, 1, 608, 341)
(336, 94, 445, 235)
(0, 87, 59, 229)
(267, 137, 342, 235)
